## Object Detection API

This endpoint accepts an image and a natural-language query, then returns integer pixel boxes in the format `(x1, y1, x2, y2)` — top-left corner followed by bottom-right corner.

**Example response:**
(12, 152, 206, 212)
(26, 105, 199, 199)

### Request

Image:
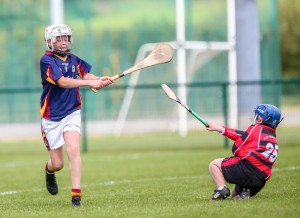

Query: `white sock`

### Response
(217, 186, 225, 190)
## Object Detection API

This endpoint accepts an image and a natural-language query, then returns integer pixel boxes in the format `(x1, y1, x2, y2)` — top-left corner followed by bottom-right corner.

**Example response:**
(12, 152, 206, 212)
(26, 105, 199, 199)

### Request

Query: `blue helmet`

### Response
(253, 104, 283, 128)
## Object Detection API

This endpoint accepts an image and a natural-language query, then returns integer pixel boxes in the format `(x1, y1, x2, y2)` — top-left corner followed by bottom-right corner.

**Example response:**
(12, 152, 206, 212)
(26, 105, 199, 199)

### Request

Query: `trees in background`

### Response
(279, 0, 300, 77)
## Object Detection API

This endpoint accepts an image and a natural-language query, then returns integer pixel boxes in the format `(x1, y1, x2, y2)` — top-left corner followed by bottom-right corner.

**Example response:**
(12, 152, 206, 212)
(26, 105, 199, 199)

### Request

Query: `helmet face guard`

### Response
(45, 24, 73, 54)
(252, 104, 283, 128)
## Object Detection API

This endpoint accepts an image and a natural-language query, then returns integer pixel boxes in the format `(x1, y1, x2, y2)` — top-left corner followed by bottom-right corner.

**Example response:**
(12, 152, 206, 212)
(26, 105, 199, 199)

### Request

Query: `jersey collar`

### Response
(45, 50, 69, 62)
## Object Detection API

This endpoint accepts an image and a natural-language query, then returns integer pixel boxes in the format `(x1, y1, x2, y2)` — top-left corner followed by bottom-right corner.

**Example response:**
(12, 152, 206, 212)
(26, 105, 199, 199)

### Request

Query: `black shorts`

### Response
(221, 156, 267, 197)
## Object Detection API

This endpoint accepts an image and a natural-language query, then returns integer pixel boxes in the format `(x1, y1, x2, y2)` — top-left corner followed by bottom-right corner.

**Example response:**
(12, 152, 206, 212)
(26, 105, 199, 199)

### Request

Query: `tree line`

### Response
(279, 0, 300, 77)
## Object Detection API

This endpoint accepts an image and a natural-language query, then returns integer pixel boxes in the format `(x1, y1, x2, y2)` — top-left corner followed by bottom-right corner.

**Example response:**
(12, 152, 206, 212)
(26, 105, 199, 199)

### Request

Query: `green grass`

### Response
(0, 128, 299, 218)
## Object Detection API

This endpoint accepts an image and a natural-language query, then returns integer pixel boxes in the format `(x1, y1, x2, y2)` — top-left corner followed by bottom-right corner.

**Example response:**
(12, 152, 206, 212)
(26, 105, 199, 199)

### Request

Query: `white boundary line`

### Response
(0, 152, 180, 168)
(0, 166, 299, 196)
(0, 175, 205, 196)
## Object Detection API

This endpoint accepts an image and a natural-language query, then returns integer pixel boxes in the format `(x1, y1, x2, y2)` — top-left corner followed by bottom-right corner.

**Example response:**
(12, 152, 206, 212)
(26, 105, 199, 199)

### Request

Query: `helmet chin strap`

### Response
(53, 49, 70, 57)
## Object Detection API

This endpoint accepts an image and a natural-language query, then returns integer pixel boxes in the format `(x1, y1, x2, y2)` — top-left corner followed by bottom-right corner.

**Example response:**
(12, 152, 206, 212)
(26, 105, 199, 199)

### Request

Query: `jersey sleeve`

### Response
(76, 57, 92, 79)
(40, 56, 63, 84)
(223, 127, 245, 141)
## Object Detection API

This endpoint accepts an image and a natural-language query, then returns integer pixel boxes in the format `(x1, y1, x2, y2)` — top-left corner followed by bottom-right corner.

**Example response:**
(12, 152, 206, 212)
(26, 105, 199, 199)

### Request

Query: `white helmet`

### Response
(44, 24, 73, 53)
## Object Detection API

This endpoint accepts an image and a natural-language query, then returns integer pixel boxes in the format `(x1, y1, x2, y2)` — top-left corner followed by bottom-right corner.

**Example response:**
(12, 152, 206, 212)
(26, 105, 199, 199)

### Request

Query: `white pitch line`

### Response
(0, 175, 206, 196)
(0, 166, 299, 196)
(0, 191, 19, 196)
(0, 152, 175, 168)
(272, 166, 300, 172)
(81, 175, 207, 189)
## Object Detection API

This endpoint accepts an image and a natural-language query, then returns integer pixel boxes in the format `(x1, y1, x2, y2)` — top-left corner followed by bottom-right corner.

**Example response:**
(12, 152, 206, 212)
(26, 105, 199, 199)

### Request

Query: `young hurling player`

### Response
(206, 104, 283, 200)
(40, 24, 113, 207)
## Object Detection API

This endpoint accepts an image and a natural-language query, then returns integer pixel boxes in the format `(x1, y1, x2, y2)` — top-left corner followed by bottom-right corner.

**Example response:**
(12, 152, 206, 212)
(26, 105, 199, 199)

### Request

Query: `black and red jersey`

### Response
(223, 124, 278, 180)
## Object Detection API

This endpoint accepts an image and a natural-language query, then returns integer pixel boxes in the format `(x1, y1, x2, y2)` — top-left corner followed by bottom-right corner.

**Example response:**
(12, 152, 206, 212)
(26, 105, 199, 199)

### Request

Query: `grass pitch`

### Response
(0, 127, 299, 218)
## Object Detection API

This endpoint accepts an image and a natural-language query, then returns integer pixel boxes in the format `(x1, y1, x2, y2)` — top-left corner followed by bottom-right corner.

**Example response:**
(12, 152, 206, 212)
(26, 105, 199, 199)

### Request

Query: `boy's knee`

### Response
(67, 145, 80, 156)
(52, 162, 64, 171)
(209, 159, 218, 167)
(208, 160, 216, 172)
(209, 158, 223, 171)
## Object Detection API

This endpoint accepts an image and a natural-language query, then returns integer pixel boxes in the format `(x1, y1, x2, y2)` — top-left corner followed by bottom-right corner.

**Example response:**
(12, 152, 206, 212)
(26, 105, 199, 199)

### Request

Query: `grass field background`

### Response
(0, 127, 299, 218)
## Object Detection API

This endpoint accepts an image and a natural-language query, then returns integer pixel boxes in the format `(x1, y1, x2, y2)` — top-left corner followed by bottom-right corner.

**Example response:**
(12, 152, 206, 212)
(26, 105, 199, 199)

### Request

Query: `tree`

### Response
(279, 0, 300, 77)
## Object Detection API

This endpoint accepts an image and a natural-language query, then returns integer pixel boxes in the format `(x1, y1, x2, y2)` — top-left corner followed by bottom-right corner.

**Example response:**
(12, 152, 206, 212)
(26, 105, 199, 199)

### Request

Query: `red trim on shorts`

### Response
(222, 157, 241, 167)
(41, 129, 51, 151)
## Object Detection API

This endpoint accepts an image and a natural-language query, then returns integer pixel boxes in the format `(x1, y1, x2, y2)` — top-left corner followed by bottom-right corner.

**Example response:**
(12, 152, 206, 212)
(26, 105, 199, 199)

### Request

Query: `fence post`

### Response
(222, 83, 229, 149)
(81, 89, 88, 153)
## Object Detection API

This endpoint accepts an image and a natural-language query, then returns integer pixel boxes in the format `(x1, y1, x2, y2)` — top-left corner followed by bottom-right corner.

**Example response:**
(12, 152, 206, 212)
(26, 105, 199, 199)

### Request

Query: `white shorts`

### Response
(41, 110, 81, 151)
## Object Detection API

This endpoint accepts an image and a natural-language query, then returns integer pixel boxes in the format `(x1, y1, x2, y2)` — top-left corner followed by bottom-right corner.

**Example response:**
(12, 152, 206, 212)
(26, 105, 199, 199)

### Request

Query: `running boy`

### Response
(206, 104, 283, 200)
(40, 24, 113, 207)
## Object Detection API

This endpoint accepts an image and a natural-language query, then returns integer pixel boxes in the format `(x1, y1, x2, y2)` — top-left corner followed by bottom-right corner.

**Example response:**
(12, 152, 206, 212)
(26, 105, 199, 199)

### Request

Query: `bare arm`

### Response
(56, 76, 112, 90)
(83, 74, 114, 87)
(206, 121, 224, 133)
(82, 73, 99, 80)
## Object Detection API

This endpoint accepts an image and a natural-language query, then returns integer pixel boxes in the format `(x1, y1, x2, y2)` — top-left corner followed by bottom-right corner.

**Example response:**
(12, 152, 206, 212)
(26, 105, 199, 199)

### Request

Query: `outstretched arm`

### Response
(206, 121, 244, 142)
(83, 74, 114, 89)
(56, 76, 113, 90)
(206, 121, 224, 133)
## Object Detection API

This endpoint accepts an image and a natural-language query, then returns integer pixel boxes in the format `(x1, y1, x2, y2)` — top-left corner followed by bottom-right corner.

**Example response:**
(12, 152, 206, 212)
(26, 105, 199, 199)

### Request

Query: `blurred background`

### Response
(0, 0, 299, 144)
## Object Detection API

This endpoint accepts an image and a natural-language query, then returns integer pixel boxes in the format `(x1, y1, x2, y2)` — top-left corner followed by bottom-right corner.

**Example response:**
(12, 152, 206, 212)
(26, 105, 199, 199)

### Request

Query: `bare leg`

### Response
(209, 158, 226, 187)
(48, 147, 64, 172)
(45, 147, 64, 195)
(64, 131, 82, 189)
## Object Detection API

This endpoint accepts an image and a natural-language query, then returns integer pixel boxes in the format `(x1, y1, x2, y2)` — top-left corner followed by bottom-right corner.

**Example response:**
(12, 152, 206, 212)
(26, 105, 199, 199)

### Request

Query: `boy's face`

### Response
(48, 35, 69, 52)
(256, 115, 263, 124)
